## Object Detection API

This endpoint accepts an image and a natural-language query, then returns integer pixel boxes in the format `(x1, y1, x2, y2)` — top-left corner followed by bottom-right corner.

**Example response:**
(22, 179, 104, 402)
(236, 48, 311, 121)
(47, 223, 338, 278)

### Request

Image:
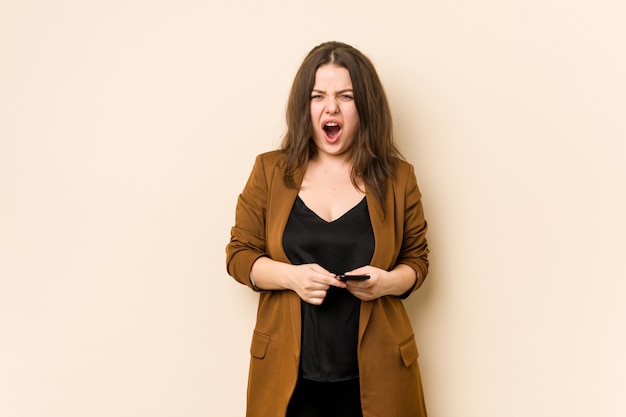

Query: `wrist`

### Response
(387, 265, 417, 297)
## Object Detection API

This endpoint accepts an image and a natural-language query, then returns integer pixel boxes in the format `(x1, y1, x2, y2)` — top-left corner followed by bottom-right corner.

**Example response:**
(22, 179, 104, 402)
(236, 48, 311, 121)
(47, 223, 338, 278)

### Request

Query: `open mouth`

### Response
(323, 122, 342, 140)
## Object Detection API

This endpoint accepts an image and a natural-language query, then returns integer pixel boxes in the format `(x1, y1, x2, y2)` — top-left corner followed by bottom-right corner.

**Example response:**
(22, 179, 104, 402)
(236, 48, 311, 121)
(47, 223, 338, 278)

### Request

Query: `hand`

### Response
(290, 264, 346, 305)
(343, 266, 389, 301)
(343, 264, 417, 301)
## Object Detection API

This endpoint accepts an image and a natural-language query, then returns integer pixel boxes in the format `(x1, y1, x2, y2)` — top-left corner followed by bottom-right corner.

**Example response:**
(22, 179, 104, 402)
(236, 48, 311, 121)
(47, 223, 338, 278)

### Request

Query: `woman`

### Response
(226, 41, 429, 417)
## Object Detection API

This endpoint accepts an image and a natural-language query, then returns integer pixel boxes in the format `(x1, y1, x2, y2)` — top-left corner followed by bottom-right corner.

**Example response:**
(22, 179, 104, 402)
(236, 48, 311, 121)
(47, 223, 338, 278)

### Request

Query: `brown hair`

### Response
(281, 41, 402, 203)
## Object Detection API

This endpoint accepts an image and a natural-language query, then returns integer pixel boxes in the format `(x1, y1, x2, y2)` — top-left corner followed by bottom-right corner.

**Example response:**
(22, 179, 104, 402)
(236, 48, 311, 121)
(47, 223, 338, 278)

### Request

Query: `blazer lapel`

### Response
(359, 187, 385, 342)
(266, 164, 304, 263)
(359, 177, 400, 341)
(266, 163, 305, 351)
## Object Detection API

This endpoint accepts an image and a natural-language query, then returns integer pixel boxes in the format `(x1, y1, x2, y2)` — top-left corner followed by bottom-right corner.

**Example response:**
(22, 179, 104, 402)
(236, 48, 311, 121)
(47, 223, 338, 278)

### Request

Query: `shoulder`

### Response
(256, 150, 285, 165)
(388, 158, 421, 200)
(393, 158, 413, 174)
(253, 150, 286, 173)
(391, 158, 416, 184)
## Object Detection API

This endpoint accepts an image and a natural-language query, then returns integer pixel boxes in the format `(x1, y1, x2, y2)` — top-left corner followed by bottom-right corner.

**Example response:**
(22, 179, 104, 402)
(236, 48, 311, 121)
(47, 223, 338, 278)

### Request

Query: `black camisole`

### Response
(282, 195, 375, 382)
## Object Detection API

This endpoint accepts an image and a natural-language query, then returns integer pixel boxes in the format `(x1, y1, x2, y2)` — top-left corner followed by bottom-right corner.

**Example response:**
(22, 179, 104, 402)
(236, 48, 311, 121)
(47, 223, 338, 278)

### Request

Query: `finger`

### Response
(311, 273, 346, 288)
(306, 297, 324, 305)
(308, 285, 330, 295)
(348, 288, 375, 302)
(346, 279, 372, 289)
(309, 264, 332, 274)
(326, 277, 347, 288)
(343, 266, 371, 276)
(304, 290, 328, 305)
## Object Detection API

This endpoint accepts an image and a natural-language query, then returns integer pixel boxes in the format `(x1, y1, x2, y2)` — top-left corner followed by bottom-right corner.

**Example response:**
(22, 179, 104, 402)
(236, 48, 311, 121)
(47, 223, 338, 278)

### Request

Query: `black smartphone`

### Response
(338, 274, 370, 282)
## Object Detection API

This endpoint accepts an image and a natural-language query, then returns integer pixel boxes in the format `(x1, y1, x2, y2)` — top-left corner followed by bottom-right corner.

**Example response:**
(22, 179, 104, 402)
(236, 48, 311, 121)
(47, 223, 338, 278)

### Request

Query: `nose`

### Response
(325, 96, 339, 114)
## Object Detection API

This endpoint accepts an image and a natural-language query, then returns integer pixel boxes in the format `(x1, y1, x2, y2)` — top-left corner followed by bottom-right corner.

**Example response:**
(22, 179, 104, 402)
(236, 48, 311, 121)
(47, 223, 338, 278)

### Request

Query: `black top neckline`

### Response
(296, 195, 367, 224)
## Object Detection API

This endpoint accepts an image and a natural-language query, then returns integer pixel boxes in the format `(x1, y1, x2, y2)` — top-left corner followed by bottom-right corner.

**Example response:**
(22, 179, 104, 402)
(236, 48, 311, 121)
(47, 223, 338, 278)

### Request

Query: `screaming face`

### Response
(310, 65, 360, 158)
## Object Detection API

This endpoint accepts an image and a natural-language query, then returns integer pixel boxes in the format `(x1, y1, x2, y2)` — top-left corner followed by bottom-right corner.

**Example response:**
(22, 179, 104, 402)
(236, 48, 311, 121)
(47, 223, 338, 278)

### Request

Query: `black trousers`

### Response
(286, 376, 363, 417)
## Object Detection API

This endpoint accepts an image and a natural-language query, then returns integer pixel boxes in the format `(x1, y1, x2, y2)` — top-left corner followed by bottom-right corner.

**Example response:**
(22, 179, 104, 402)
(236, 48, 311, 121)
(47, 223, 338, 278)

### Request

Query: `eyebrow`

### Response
(311, 88, 354, 94)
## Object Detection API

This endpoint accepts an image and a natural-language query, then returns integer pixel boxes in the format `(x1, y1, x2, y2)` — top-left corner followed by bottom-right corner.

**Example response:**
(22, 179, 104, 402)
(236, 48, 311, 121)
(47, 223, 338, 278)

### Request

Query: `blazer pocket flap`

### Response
(250, 331, 270, 359)
(399, 335, 419, 367)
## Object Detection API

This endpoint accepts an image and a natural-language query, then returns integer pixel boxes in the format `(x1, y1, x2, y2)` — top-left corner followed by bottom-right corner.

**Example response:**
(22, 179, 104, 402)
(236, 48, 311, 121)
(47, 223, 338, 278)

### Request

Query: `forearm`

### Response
(385, 264, 418, 297)
(250, 256, 297, 291)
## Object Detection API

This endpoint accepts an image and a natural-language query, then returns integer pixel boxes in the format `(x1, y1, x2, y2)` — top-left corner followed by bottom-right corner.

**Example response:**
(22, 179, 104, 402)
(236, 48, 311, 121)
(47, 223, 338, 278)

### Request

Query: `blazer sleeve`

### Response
(396, 164, 429, 296)
(225, 154, 270, 290)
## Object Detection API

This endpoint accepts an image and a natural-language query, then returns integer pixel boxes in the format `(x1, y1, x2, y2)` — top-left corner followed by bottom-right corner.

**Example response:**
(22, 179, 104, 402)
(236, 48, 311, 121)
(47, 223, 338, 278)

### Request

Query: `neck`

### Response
(312, 151, 352, 170)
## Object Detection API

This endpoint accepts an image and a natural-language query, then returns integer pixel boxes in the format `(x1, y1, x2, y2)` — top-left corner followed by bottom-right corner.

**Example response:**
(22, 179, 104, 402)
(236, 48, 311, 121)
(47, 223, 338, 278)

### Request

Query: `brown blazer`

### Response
(226, 150, 429, 417)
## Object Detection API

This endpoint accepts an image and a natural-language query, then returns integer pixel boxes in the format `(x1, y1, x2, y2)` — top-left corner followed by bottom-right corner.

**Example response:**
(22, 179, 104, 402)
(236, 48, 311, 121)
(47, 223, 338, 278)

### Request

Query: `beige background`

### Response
(1, 1, 625, 416)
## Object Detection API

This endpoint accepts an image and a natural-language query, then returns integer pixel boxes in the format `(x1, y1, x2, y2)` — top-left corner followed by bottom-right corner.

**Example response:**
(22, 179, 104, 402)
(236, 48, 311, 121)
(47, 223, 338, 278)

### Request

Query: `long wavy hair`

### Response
(281, 41, 402, 204)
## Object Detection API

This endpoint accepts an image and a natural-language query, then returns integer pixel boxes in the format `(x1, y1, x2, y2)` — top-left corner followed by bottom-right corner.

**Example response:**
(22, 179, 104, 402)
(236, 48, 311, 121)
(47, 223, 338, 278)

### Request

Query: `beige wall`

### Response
(1, 1, 625, 416)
